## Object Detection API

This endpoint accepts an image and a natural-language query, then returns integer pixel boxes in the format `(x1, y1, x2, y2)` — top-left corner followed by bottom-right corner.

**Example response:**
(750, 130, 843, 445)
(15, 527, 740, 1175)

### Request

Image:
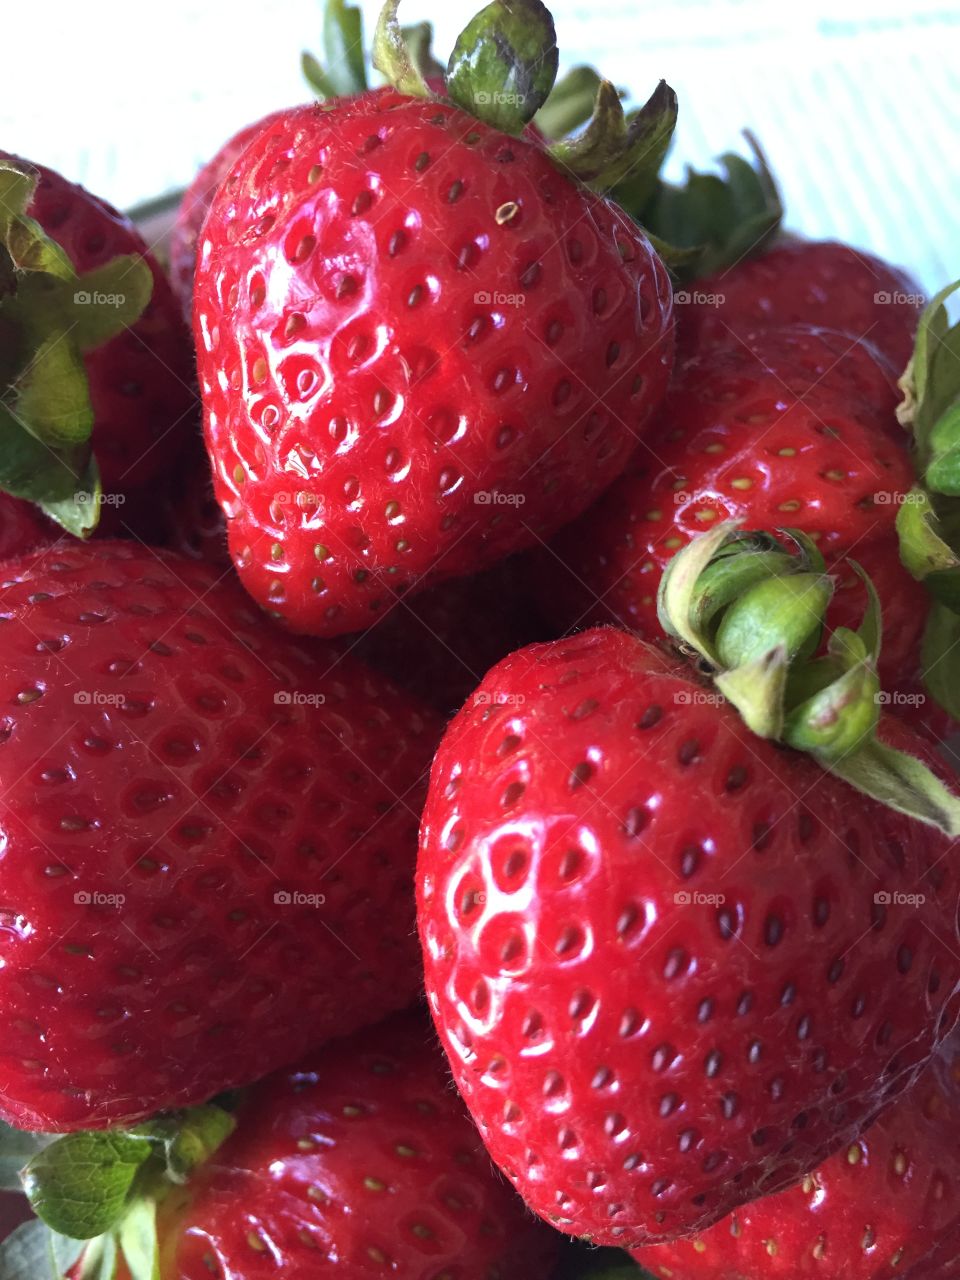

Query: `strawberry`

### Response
(194, 0, 676, 637)
(676, 239, 924, 372)
(632, 1033, 960, 1278)
(155, 434, 230, 567)
(0, 540, 439, 1132)
(539, 325, 928, 695)
(417, 536, 960, 1247)
(0, 494, 57, 560)
(0, 154, 196, 512)
(151, 1011, 560, 1278)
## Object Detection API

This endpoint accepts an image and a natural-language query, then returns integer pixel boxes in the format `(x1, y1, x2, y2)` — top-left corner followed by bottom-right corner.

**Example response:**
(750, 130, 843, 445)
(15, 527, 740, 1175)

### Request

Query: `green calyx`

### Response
(894, 278, 960, 719)
(618, 130, 783, 281)
(0, 1103, 235, 1280)
(0, 161, 152, 537)
(659, 522, 960, 837)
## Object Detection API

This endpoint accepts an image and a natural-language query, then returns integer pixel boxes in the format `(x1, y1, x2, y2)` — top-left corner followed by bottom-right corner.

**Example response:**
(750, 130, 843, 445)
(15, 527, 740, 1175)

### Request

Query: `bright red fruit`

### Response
(633, 1034, 960, 1278)
(2, 153, 196, 496)
(151, 1012, 560, 1278)
(417, 627, 960, 1246)
(0, 496, 57, 561)
(677, 239, 924, 372)
(540, 326, 927, 693)
(169, 108, 295, 316)
(0, 541, 438, 1132)
(195, 93, 674, 637)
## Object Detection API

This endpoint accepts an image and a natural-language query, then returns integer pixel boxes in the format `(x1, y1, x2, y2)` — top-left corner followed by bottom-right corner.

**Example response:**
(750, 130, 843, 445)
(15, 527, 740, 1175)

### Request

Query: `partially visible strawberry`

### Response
(539, 325, 926, 694)
(0, 540, 439, 1132)
(0, 495, 58, 561)
(633, 1033, 960, 1278)
(147, 1012, 561, 1278)
(418, 588, 960, 1245)
(677, 240, 923, 372)
(155, 435, 230, 567)
(1, 152, 196, 499)
(350, 554, 551, 713)
(195, 0, 676, 637)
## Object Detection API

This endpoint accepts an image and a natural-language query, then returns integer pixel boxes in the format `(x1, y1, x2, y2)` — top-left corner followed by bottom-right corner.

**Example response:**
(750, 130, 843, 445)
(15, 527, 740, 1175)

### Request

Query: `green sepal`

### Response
(658, 524, 960, 835)
(322, 0, 368, 95)
(550, 79, 677, 192)
(138, 1104, 237, 1185)
(372, 0, 433, 97)
(921, 601, 960, 720)
(116, 1199, 159, 1280)
(534, 65, 603, 140)
(445, 0, 559, 134)
(897, 279, 960, 464)
(22, 1131, 154, 1240)
(301, 50, 340, 98)
(76, 1234, 118, 1280)
(0, 1218, 86, 1280)
(633, 131, 782, 281)
(401, 21, 445, 80)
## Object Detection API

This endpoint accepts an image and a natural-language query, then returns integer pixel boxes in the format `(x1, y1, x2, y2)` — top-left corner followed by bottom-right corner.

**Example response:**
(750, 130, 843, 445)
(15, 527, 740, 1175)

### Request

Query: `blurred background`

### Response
(2, 0, 959, 291)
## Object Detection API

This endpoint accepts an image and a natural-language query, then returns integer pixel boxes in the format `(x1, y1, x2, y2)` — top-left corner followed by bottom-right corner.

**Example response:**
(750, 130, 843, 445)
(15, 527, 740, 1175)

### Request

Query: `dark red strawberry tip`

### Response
(0, 541, 440, 1132)
(418, 627, 960, 1246)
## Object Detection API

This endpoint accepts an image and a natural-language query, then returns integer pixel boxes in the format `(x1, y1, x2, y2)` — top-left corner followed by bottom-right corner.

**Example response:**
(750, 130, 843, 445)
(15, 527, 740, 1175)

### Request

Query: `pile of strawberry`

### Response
(0, 0, 959, 1277)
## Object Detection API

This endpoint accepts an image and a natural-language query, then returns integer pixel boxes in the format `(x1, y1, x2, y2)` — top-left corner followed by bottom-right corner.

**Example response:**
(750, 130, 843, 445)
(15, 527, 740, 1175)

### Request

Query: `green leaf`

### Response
(116, 1199, 159, 1280)
(22, 1131, 154, 1240)
(922, 601, 960, 719)
(69, 256, 153, 352)
(322, 0, 368, 95)
(446, 0, 559, 133)
(550, 79, 677, 192)
(10, 331, 93, 447)
(372, 0, 432, 97)
(301, 50, 339, 98)
(636, 131, 782, 281)
(534, 65, 603, 140)
(0, 1218, 85, 1280)
(0, 403, 97, 514)
(0, 1122, 60, 1192)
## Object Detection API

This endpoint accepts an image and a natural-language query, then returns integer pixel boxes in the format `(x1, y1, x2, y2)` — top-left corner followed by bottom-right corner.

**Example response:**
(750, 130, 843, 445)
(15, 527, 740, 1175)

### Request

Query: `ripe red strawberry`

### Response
(0, 540, 439, 1132)
(145, 1012, 561, 1278)
(417, 626, 960, 1247)
(0, 495, 58, 561)
(633, 1033, 960, 1278)
(1, 152, 196, 499)
(677, 239, 923, 372)
(194, 9, 676, 637)
(539, 325, 927, 694)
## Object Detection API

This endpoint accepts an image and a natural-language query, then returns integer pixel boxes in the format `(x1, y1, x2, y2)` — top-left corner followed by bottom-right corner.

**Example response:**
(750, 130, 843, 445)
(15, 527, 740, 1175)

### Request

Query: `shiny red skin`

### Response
(153, 1012, 560, 1278)
(195, 94, 674, 638)
(170, 108, 296, 317)
(0, 541, 439, 1131)
(677, 240, 924, 373)
(2, 153, 197, 495)
(634, 1035, 960, 1278)
(417, 628, 960, 1246)
(0, 494, 57, 560)
(540, 326, 928, 694)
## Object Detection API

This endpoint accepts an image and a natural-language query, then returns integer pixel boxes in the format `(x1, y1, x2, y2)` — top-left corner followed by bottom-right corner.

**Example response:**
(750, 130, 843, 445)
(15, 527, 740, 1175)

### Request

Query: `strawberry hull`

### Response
(0, 542, 439, 1131)
(417, 628, 960, 1246)
(195, 94, 674, 637)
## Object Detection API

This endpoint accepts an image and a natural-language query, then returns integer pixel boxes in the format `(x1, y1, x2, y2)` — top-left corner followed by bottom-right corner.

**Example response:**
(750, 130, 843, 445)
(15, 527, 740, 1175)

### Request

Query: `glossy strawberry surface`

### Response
(634, 1034, 960, 1278)
(540, 326, 927, 692)
(169, 107, 296, 317)
(677, 239, 923, 372)
(195, 94, 674, 637)
(155, 1011, 560, 1278)
(0, 541, 439, 1131)
(417, 628, 960, 1246)
(1, 152, 197, 496)
(0, 494, 58, 561)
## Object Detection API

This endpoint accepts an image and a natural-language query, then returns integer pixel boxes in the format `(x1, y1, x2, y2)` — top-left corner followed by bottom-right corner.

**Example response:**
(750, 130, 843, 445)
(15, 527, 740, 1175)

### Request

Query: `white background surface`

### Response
(3, 0, 958, 292)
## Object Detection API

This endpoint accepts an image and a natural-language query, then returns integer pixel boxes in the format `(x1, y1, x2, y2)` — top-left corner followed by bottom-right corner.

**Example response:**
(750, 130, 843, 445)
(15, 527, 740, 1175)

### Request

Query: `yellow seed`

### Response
(847, 1143, 863, 1165)
(813, 1236, 826, 1260)
(778, 446, 797, 457)
(893, 1150, 907, 1176)
(343, 1104, 363, 1118)
(645, 509, 662, 521)
(731, 477, 753, 490)
(364, 1176, 386, 1191)
(693, 1239, 706, 1253)
(308, 164, 323, 183)
(495, 201, 520, 225)
(694, 508, 718, 523)
(252, 357, 267, 383)
(778, 499, 802, 512)
(704, 442, 724, 454)
(765, 1239, 778, 1257)
(270, 544, 283, 562)
(247, 1231, 267, 1253)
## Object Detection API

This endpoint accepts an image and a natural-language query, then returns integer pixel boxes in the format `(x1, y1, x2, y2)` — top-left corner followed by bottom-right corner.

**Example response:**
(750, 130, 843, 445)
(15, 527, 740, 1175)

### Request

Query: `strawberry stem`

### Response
(659, 522, 960, 836)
